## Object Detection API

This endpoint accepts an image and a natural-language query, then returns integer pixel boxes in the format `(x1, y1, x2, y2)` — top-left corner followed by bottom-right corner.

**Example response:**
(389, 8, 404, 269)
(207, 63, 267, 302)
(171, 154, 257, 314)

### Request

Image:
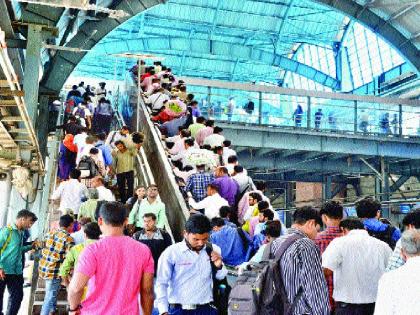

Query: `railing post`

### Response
(306, 96, 311, 129)
(354, 100, 358, 133)
(398, 104, 403, 136)
(258, 91, 262, 125)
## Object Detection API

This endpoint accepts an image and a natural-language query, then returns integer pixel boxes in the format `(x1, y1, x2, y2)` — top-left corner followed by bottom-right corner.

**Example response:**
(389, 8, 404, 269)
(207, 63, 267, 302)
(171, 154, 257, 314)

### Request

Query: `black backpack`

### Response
(228, 234, 304, 315)
(77, 156, 99, 179)
(367, 225, 397, 249)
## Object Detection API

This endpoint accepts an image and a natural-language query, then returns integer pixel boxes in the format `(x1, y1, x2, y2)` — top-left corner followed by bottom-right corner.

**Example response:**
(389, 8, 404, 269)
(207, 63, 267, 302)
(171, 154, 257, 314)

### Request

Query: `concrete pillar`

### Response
(0, 172, 12, 226)
(258, 91, 262, 125)
(23, 25, 44, 124)
(322, 176, 332, 200)
(354, 100, 358, 133)
(36, 95, 49, 160)
(306, 96, 311, 129)
(398, 104, 403, 136)
(285, 182, 294, 227)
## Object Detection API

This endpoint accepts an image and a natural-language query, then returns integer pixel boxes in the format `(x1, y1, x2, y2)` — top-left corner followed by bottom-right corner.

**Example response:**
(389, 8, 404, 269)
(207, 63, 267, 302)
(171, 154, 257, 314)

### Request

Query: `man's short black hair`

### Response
(261, 209, 274, 221)
(184, 138, 195, 147)
(196, 116, 206, 123)
(180, 129, 191, 138)
(249, 192, 262, 202)
(223, 140, 231, 147)
(70, 169, 81, 179)
(185, 214, 212, 234)
(84, 222, 101, 240)
(258, 201, 270, 211)
(114, 140, 126, 147)
(211, 217, 225, 228)
(208, 183, 219, 192)
(16, 210, 37, 222)
(320, 201, 343, 220)
(132, 132, 144, 144)
(89, 147, 99, 155)
(218, 167, 229, 175)
(99, 202, 127, 227)
(233, 165, 243, 173)
(355, 197, 381, 218)
(227, 155, 238, 164)
(121, 125, 130, 131)
(202, 144, 211, 151)
(219, 206, 231, 219)
(339, 217, 365, 231)
(293, 206, 322, 226)
(97, 132, 106, 141)
(265, 221, 281, 238)
(205, 120, 215, 127)
(214, 126, 223, 134)
(255, 181, 266, 191)
(402, 209, 420, 229)
(59, 214, 74, 228)
(143, 213, 157, 221)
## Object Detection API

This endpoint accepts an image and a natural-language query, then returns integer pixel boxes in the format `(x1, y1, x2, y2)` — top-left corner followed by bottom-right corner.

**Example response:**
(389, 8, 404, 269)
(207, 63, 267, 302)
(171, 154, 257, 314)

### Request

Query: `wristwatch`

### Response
(67, 305, 82, 312)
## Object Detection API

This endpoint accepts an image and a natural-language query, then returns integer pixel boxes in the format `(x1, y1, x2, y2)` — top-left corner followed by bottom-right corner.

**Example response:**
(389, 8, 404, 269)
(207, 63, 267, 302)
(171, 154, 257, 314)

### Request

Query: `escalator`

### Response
(120, 76, 189, 241)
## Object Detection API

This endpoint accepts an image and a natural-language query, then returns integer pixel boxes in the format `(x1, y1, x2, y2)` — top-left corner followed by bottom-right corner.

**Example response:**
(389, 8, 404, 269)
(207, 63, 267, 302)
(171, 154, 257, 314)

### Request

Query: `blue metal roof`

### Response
(72, 0, 414, 91)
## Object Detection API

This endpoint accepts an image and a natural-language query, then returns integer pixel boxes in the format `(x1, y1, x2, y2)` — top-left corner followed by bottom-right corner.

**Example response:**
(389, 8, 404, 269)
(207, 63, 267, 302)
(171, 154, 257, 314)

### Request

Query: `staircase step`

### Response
(32, 300, 67, 315)
(34, 287, 67, 300)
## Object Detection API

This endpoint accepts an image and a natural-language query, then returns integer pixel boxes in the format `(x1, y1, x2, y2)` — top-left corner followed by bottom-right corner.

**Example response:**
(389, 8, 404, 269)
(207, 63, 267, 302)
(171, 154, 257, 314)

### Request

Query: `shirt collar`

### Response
(180, 239, 207, 254)
(287, 227, 308, 238)
(405, 256, 420, 267)
(348, 229, 369, 236)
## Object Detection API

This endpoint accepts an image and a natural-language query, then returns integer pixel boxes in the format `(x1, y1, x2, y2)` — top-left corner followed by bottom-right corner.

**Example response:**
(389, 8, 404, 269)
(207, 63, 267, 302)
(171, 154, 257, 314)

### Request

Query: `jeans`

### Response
(0, 274, 24, 315)
(116, 170, 134, 203)
(169, 304, 217, 315)
(335, 302, 375, 315)
(40, 278, 61, 315)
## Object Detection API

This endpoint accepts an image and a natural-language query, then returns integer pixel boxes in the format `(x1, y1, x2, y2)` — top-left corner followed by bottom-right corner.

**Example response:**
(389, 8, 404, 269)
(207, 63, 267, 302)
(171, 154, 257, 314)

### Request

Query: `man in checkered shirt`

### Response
(39, 215, 75, 315)
(386, 208, 420, 272)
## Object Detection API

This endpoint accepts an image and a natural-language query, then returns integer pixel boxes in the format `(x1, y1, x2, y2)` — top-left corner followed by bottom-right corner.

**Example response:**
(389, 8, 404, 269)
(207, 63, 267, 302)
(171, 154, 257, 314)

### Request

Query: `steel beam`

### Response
(389, 175, 410, 192)
(97, 37, 340, 89)
(222, 123, 420, 160)
(313, 0, 420, 72)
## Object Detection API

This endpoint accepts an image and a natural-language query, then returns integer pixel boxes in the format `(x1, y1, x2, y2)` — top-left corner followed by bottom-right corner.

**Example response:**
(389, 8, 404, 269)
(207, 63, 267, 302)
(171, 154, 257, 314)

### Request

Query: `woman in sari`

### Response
(58, 134, 78, 181)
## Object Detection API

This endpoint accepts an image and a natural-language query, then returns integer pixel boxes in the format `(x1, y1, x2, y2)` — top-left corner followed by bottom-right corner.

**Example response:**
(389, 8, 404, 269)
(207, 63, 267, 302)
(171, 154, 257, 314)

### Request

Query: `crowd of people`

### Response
(0, 62, 419, 315)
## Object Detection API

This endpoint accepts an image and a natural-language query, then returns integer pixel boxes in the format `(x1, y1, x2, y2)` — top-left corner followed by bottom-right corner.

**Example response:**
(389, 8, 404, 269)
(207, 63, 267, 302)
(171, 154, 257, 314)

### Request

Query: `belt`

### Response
(169, 303, 211, 310)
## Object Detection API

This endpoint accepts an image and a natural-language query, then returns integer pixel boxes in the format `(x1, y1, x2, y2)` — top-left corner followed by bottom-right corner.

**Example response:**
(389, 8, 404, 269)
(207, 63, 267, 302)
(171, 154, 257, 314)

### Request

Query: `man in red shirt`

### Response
(315, 200, 343, 311)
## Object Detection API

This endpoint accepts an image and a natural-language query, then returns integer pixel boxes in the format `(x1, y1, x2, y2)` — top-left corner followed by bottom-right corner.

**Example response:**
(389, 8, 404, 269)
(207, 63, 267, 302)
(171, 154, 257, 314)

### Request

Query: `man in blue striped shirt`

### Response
(271, 207, 330, 315)
(156, 214, 227, 315)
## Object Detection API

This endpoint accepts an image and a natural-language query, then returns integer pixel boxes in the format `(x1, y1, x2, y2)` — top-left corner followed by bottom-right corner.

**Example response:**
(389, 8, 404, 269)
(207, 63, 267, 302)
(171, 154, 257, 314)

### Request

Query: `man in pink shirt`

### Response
(67, 202, 154, 315)
(195, 120, 214, 146)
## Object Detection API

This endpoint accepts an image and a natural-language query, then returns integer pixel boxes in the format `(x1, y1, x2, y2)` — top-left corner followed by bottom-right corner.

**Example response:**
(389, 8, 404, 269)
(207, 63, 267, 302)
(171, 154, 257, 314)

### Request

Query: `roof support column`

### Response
(333, 42, 343, 91)
(36, 95, 50, 160)
(285, 182, 294, 227)
(0, 171, 12, 226)
(23, 25, 44, 124)
(322, 176, 332, 200)
(23, 24, 56, 124)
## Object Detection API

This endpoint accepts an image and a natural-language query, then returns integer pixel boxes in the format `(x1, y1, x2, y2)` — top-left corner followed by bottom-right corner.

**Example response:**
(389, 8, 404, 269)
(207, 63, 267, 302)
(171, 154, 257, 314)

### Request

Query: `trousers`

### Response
(169, 304, 218, 315)
(335, 302, 375, 315)
(0, 274, 24, 315)
(116, 170, 134, 203)
(40, 278, 61, 315)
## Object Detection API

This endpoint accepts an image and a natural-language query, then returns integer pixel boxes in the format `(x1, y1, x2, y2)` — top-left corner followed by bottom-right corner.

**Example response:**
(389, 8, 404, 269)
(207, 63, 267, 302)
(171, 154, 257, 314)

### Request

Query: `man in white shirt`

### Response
(374, 229, 420, 315)
(188, 184, 229, 219)
(322, 217, 392, 315)
(203, 126, 225, 148)
(73, 128, 88, 153)
(91, 176, 115, 201)
(77, 135, 105, 165)
(147, 88, 170, 111)
(105, 126, 130, 149)
(50, 169, 88, 214)
(222, 140, 236, 164)
(232, 165, 255, 193)
(226, 155, 247, 176)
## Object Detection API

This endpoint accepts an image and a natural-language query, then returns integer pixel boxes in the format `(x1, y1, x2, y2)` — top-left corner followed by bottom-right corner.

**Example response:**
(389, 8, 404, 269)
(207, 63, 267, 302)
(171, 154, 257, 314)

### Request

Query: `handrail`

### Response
(128, 80, 189, 241)
(113, 84, 178, 241)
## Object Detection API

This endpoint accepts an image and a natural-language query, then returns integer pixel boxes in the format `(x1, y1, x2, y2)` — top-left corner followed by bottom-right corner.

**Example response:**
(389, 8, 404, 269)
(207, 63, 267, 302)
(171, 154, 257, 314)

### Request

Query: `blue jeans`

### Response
(168, 304, 217, 315)
(40, 278, 61, 315)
